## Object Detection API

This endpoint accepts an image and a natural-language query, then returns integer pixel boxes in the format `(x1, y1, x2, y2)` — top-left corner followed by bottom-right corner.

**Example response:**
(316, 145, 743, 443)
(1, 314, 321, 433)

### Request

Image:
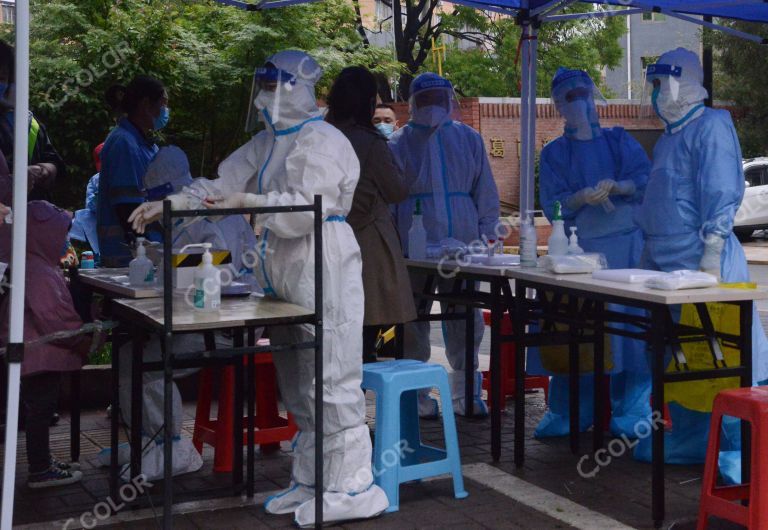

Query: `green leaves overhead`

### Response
(7, 0, 398, 208)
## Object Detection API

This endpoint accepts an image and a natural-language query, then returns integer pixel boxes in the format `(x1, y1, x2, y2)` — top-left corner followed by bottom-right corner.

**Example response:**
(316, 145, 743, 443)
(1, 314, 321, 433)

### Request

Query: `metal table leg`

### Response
(490, 279, 502, 461)
(233, 330, 245, 489)
(465, 280, 475, 419)
(739, 301, 753, 487)
(130, 331, 143, 481)
(651, 307, 666, 528)
(110, 329, 123, 501)
(70, 371, 81, 463)
(246, 329, 256, 498)
(513, 281, 526, 467)
(593, 302, 605, 453)
(568, 296, 580, 455)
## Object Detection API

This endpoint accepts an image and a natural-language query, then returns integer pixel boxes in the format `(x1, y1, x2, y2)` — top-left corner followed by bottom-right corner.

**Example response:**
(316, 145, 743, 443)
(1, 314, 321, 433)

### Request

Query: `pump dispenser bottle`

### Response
(180, 243, 221, 313)
(408, 199, 427, 259)
(568, 226, 584, 255)
(129, 237, 154, 286)
(547, 201, 568, 256)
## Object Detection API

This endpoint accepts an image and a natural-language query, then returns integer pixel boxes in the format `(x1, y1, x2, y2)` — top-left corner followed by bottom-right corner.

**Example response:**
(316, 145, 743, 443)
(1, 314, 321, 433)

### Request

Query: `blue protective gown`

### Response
(69, 173, 100, 256)
(390, 120, 500, 379)
(634, 108, 768, 466)
(535, 127, 652, 438)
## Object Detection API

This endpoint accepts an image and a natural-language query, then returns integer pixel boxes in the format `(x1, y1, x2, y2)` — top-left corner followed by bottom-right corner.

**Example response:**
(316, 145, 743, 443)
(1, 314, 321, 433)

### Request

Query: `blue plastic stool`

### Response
(362, 360, 468, 512)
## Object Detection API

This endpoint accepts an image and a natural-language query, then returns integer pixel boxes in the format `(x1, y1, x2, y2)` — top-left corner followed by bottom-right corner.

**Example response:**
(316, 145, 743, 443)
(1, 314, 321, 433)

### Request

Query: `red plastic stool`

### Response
(697, 387, 768, 529)
(481, 310, 549, 410)
(193, 342, 297, 473)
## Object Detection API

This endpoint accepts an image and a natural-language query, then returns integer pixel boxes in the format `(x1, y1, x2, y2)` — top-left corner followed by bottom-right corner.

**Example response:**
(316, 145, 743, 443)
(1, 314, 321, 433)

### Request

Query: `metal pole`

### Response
(162, 200, 174, 530)
(519, 20, 538, 216)
(519, 21, 532, 215)
(703, 15, 713, 107)
(1, 2, 30, 527)
(313, 195, 323, 529)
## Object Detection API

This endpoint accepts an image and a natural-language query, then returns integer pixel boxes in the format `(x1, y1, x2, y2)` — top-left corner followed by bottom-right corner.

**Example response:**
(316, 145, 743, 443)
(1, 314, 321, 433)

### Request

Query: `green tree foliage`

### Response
(437, 6, 626, 97)
(712, 21, 768, 157)
(2, 0, 397, 209)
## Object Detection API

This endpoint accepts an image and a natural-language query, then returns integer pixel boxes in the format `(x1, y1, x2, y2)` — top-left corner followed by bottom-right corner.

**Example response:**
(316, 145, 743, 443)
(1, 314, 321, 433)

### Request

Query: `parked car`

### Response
(734, 157, 768, 240)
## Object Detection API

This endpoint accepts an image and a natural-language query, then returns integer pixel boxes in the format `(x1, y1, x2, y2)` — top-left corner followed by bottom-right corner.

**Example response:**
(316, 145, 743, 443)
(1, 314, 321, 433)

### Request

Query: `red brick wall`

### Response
(387, 98, 664, 214)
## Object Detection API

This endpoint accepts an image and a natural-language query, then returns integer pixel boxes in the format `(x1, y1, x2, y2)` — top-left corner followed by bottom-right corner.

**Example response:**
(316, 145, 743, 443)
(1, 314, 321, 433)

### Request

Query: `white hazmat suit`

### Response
(132, 50, 388, 526)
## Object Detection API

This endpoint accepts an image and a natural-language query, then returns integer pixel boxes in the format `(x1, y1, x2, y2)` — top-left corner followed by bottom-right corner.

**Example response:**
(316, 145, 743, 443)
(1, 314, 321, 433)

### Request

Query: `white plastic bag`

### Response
(538, 253, 607, 274)
(644, 270, 718, 291)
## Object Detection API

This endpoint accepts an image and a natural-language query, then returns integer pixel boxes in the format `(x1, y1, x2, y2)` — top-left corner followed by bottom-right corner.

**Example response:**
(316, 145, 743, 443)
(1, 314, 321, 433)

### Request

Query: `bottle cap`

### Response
(553, 201, 562, 221)
(414, 198, 422, 216)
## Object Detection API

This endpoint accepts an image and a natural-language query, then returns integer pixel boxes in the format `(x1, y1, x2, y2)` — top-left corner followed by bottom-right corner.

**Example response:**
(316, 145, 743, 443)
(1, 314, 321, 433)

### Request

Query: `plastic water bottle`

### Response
(80, 251, 95, 269)
(408, 199, 427, 260)
(128, 238, 154, 286)
(547, 201, 569, 256)
(520, 212, 537, 268)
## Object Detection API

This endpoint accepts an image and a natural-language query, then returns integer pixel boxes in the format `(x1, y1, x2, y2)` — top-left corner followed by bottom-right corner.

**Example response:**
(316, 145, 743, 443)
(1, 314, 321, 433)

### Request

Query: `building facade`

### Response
(604, 11, 701, 100)
(0, 0, 13, 25)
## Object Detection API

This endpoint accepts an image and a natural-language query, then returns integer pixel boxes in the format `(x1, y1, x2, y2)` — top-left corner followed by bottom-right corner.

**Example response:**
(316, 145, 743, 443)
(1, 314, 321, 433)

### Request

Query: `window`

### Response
(642, 12, 666, 22)
(1, 4, 13, 24)
(745, 167, 768, 187)
(641, 56, 659, 69)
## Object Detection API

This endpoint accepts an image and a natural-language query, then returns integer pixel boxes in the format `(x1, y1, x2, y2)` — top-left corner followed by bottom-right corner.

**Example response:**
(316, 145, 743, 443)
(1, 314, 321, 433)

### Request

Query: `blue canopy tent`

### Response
(2, 1, 767, 529)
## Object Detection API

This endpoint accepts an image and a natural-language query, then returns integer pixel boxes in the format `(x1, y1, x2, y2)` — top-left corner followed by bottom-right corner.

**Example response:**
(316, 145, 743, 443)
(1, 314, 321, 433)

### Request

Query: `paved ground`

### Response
(3, 354, 746, 530)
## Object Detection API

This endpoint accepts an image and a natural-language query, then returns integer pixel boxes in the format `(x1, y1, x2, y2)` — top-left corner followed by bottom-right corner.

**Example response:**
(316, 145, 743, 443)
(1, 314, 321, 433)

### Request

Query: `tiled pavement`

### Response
(5, 318, 759, 530)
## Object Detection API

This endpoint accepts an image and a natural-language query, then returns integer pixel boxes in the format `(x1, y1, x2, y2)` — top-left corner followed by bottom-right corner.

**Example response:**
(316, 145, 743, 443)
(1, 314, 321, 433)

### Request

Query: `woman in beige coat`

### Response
(326, 67, 416, 361)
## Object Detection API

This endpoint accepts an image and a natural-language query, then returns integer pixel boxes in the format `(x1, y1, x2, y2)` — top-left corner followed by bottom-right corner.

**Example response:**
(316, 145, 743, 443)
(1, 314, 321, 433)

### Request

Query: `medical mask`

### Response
(375, 122, 395, 138)
(652, 85, 695, 130)
(153, 106, 170, 131)
(415, 105, 449, 127)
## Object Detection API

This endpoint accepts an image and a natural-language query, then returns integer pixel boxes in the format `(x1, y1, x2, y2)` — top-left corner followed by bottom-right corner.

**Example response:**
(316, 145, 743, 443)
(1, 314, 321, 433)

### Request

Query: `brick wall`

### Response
(388, 98, 664, 215)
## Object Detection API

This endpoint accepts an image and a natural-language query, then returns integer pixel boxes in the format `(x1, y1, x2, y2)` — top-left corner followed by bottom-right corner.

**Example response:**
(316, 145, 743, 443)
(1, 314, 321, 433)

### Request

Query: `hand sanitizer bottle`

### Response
(568, 226, 584, 255)
(193, 243, 221, 313)
(129, 237, 154, 286)
(408, 199, 427, 259)
(520, 212, 538, 268)
(547, 201, 569, 256)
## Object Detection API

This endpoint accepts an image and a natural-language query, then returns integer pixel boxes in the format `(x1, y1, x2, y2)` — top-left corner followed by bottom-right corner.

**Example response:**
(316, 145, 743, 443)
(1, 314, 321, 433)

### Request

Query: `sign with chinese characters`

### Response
(489, 137, 505, 158)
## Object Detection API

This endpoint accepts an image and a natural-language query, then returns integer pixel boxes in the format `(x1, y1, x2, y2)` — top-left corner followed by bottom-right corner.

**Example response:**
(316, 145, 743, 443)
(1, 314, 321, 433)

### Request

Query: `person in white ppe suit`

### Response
(633, 48, 768, 473)
(390, 72, 500, 418)
(129, 50, 388, 526)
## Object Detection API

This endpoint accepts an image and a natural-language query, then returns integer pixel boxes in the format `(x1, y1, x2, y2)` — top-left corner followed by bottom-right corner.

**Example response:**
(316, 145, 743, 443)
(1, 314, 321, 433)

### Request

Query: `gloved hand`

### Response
(596, 179, 636, 196)
(699, 233, 725, 279)
(129, 201, 163, 234)
(203, 192, 267, 210)
(565, 186, 610, 210)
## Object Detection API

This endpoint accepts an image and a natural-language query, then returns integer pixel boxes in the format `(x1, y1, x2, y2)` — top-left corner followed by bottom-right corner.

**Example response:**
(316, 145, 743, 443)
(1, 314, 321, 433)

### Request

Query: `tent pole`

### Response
(1, 1, 30, 528)
(703, 15, 713, 106)
(519, 20, 538, 216)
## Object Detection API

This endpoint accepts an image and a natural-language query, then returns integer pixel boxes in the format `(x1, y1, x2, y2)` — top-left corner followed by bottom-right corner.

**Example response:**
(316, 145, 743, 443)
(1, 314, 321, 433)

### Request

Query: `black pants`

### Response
(22, 371, 61, 473)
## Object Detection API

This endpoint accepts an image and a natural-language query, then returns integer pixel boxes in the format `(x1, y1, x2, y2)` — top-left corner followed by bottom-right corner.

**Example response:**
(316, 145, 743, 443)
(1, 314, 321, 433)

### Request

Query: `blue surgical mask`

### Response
(153, 106, 170, 131)
(375, 122, 395, 138)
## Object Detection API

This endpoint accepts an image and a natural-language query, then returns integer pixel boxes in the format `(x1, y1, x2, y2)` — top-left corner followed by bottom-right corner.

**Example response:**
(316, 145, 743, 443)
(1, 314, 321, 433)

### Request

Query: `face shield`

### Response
(409, 74, 460, 128)
(551, 69, 605, 141)
(641, 63, 683, 122)
(142, 146, 195, 201)
(245, 66, 298, 133)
